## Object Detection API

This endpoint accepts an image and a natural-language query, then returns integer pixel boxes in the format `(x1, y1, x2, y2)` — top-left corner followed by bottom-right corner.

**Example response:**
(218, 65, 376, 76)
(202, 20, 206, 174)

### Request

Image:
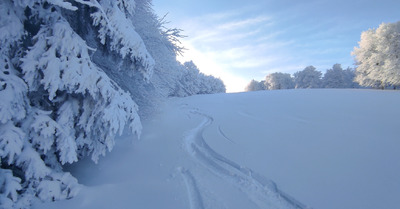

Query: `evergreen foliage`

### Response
(0, 0, 225, 207)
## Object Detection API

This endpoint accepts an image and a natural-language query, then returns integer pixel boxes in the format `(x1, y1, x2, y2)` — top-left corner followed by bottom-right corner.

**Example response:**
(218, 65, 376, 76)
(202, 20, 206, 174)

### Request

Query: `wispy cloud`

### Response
(182, 13, 273, 44)
(153, 0, 400, 92)
(217, 15, 272, 30)
(177, 9, 292, 91)
(174, 3, 358, 92)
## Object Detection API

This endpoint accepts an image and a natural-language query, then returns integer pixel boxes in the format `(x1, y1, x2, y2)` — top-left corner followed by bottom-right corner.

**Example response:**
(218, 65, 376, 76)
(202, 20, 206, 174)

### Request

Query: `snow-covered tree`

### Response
(352, 21, 400, 89)
(264, 72, 294, 90)
(200, 74, 226, 94)
(128, 0, 187, 98)
(323, 64, 345, 88)
(174, 61, 225, 96)
(343, 67, 359, 88)
(245, 79, 265, 91)
(294, 66, 322, 89)
(323, 64, 358, 88)
(0, 0, 153, 207)
(1, 0, 226, 206)
(129, 1, 224, 98)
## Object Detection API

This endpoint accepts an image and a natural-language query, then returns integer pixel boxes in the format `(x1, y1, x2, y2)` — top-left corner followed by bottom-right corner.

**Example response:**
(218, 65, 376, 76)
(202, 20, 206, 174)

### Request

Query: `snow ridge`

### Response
(183, 109, 307, 209)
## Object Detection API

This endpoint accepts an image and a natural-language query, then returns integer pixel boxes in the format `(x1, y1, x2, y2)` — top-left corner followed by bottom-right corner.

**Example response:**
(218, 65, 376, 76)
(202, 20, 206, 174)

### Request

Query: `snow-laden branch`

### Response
(74, 0, 155, 80)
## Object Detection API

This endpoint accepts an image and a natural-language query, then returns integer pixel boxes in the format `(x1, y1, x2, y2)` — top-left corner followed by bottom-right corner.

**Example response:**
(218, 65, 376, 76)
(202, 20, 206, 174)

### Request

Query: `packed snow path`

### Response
(181, 108, 306, 209)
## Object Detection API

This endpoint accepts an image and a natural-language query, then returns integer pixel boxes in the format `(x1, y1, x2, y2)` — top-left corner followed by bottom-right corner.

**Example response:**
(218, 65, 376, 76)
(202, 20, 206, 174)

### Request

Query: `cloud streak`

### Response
(153, 0, 400, 92)
(174, 3, 366, 92)
(217, 15, 272, 30)
(176, 10, 297, 92)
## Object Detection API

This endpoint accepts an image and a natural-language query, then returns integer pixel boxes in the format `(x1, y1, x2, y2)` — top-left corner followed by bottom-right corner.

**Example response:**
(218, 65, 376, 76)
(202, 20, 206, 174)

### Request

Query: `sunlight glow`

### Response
(178, 41, 249, 93)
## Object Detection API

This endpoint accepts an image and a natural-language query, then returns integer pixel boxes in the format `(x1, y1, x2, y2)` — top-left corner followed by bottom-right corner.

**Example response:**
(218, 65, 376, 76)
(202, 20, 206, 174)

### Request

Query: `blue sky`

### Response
(152, 0, 400, 92)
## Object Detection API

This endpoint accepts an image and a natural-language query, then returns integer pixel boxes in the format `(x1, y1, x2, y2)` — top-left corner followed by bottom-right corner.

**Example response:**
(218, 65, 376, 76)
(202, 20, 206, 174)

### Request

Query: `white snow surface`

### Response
(34, 89, 400, 209)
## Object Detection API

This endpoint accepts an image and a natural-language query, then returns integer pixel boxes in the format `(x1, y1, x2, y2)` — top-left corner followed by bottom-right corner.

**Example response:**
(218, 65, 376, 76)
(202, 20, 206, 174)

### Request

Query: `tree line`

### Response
(247, 21, 400, 91)
(246, 64, 359, 91)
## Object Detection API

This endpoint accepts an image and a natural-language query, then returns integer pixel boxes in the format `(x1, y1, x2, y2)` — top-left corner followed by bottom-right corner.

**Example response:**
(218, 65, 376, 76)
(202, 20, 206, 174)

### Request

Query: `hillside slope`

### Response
(35, 89, 400, 209)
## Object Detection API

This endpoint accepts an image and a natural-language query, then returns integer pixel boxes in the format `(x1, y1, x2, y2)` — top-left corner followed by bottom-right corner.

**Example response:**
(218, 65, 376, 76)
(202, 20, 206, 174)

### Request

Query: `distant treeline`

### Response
(246, 64, 398, 91)
(247, 21, 400, 92)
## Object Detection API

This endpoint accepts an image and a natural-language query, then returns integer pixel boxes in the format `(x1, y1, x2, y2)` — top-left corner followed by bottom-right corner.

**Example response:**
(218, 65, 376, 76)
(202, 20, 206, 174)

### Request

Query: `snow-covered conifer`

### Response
(75, 0, 155, 79)
(130, 0, 189, 97)
(1, 0, 225, 206)
(0, 0, 146, 206)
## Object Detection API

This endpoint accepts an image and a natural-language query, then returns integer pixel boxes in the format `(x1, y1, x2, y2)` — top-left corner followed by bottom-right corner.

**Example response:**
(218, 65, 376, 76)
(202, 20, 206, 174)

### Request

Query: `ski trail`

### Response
(183, 110, 307, 209)
(178, 167, 205, 209)
(218, 125, 235, 144)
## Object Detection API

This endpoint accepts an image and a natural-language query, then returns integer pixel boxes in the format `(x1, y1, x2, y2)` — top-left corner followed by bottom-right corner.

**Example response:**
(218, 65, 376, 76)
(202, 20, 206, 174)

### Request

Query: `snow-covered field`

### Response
(35, 89, 400, 209)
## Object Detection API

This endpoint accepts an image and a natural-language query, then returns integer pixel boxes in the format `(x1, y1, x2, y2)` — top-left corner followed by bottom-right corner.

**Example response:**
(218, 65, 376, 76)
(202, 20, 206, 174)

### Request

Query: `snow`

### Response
(34, 89, 400, 209)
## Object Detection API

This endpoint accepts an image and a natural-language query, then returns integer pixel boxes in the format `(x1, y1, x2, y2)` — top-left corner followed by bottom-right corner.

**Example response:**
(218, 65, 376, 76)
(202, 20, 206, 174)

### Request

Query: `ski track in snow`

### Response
(178, 167, 205, 209)
(218, 125, 236, 144)
(182, 108, 307, 209)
